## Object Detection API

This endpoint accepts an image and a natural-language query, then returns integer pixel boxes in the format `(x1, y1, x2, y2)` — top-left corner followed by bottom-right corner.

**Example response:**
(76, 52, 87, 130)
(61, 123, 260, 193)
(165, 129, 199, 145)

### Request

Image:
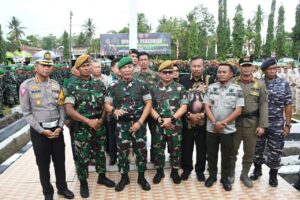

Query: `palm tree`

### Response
(7, 16, 26, 45)
(82, 18, 96, 46)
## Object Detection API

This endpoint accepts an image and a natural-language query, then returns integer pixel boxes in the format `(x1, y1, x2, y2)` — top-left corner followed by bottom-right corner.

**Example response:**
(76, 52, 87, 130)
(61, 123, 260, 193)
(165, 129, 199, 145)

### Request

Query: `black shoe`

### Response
(44, 194, 53, 200)
(153, 168, 165, 184)
(205, 176, 217, 187)
(80, 180, 89, 198)
(97, 174, 116, 187)
(221, 178, 232, 191)
(138, 172, 151, 191)
(250, 164, 262, 180)
(196, 172, 206, 182)
(180, 171, 191, 181)
(269, 169, 278, 187)
(110, 157, 117, 165)
(115, 174, 130, 192)
(57, 189, 74, 199)
(170, 168, 181, 184)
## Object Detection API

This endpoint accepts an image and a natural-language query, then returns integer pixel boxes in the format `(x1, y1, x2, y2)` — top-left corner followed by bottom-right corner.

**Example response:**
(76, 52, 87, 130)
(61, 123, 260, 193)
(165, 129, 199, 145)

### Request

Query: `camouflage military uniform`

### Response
(134, 69, 160, 161)
(253, 75, 292, 169)
(151, 81, 188, 169)
(105, 79, 151, 174)
(4, 70, 18, 106)
(64, 77, 107, 181)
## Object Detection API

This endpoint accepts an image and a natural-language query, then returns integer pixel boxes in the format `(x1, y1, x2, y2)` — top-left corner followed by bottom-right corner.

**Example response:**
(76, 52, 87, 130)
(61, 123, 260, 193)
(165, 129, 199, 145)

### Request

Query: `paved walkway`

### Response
(0, 127, 299, 200)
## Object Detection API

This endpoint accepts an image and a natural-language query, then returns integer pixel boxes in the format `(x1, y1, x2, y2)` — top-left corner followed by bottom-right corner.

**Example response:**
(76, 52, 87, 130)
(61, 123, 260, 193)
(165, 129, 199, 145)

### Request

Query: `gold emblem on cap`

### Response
(44, 51, 51, 60)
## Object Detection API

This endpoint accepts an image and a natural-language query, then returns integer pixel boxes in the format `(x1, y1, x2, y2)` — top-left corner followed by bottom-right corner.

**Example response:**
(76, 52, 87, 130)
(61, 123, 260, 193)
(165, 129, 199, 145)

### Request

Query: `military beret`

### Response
(261, 57, 276, 70)
(158, 60, 174, 72)
(129, 48, 139, 55)
(75, 54, 90, 68)
(118, 56, 133, 69)
(239, 56, 253, 66)
(33, 50, 55, 65)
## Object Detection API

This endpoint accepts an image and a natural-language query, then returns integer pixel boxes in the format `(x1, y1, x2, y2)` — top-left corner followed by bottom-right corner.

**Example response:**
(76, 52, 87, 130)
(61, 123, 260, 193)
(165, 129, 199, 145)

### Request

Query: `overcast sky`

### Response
(0, 0, 299, 41)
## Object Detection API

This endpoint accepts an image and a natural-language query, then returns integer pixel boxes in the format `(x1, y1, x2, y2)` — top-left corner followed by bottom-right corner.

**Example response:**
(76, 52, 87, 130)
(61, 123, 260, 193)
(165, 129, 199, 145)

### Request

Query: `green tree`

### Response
(217, 0, 231, 59)
(0, 25, 7, 64)
(232, 4, 245, 58)
(41, 34, 56, 50)
(82, 18, 96, 46)
(254, 5, 263, 58)
(275, 5, 286, 59)
(137, 13, 151, 33)
(7, 16, 26, 47)
(26, 35, 41, 47)
(62, 31, 70, 60)
(186, 19, 200, 59)
(292, 2, 300, 59)
(265, 0, 276, 57)
(119, 13, 151, 33)
(75, 32, 88, 46)
(88, 38, 100, 58)
(157, 16, 185, 59)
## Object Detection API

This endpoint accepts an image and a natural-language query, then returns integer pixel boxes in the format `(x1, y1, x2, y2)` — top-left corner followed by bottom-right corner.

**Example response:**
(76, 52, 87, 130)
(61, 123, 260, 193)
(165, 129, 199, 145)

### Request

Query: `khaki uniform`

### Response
(203, 82, 244, 180)
(230, 77, 269, 176)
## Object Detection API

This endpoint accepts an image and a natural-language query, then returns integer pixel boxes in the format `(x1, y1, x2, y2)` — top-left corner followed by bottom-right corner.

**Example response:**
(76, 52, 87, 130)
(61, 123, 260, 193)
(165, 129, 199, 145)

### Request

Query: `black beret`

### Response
(129, 48, 139, 55)
(261, 57, 277, 70)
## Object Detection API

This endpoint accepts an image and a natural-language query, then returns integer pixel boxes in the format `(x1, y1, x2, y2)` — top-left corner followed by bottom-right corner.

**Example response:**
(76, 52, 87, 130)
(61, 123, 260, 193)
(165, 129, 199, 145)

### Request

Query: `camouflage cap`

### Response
(158, 60, 174, 71)
(117, 56, 133, 69)
(75, 54, 90, 68)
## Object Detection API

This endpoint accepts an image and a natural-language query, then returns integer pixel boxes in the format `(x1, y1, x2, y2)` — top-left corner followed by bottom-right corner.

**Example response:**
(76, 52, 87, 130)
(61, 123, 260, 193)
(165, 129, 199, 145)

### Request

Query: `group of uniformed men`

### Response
(19, 49, 294, 200)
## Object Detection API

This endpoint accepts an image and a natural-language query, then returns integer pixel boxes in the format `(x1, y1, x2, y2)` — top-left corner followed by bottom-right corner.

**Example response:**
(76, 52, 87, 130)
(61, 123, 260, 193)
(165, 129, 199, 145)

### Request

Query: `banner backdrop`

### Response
(100, 33, 171, 55)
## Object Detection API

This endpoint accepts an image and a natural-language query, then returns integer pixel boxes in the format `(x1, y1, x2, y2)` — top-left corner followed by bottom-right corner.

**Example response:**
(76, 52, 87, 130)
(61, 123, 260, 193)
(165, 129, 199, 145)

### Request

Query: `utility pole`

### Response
(69, 11, 73, 60)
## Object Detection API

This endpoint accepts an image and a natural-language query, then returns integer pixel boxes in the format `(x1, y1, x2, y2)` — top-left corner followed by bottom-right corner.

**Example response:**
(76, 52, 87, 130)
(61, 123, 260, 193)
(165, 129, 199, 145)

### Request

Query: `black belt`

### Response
(240, 111, 259, 118)
(117, 115, 139, 122)
(88, 114, 101, 119)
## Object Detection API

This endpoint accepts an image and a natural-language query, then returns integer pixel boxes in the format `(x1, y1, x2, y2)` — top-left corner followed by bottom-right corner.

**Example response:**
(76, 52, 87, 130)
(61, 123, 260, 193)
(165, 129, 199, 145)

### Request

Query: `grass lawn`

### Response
(3, 105, 11, 116)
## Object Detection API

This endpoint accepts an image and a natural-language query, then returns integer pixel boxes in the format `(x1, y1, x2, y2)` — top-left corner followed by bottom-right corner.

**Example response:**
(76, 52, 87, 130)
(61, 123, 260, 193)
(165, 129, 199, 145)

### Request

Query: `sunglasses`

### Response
(161, 70, 174, 75)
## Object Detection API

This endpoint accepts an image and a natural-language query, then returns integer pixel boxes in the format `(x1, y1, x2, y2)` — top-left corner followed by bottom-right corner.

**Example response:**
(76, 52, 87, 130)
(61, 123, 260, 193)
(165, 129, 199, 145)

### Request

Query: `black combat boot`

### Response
(137, 172, 151, 191)
(115, 173, 130, 192)
(269, 169, 278, 187)
(250, 163, 262, 180)
(97, 174, 116, 188)
(170, 168, 181, 184)
(153, 168, 165, 184)
(80, 180, 89, 198)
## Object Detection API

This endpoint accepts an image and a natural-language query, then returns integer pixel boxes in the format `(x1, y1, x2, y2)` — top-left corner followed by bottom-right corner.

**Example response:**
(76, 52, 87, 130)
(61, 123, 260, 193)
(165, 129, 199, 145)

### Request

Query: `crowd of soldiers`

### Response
(6, 48, 300, 199)
(0, 65, 71, 118)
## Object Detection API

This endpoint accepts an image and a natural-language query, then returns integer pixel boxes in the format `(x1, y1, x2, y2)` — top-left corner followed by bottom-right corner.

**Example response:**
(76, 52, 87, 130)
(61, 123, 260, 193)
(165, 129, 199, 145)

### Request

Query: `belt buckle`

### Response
(42, 120, 58, 128)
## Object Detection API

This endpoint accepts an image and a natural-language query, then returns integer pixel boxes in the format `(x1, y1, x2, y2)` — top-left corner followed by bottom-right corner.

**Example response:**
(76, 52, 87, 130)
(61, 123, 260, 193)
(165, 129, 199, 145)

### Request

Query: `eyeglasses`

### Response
(161, 70, 174, 75)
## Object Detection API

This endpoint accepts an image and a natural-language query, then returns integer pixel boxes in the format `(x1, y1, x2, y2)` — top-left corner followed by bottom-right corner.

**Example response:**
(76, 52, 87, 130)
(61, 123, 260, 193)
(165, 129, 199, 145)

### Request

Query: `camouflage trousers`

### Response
(253, 125, 284, 169)
(5, 84, 18, 105)
(116, 121, 147, 174)
(153, 120, 182, 169)
(74, 123, 106, 181)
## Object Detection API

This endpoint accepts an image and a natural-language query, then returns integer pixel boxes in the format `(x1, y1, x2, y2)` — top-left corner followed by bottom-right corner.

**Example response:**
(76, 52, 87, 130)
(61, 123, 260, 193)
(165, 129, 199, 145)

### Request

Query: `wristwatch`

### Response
(212, 120, 217, 126)
(171, 116, 177, 124)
